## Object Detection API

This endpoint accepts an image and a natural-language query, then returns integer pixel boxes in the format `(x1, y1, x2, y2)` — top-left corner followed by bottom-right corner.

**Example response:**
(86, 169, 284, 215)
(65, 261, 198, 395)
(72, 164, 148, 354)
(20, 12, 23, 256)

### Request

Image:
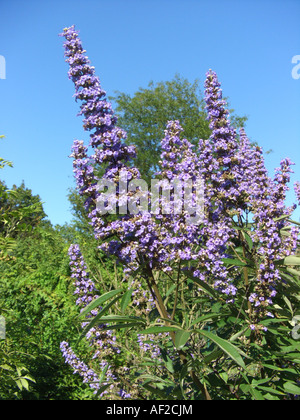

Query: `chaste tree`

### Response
(59, 26, 300, 401)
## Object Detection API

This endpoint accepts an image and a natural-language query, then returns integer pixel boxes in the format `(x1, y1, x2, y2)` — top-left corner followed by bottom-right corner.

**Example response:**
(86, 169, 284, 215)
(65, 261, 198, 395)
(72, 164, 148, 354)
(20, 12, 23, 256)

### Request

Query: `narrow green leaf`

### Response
(140, 326, 181, 335)
(241, 231, 254, 251)
(96, 322, 143, 332)
(257, 386, 285, 396)
(165, 284, 177, 298)
(229, 327, 249, 343)
(194, 329, 246, 369)
(284, 256, 300, 266)
(79, 294, 123, 341)
(121, 288, 134, 313)
(99, 363, 109, 383)
(20, 378, 29, 391)
(287, 219, 300, 227)
(175, 330, 191, 350)
(283, 382, 300, 395)
(95, 384, 111, 397)
(203, 349, 223, 364)
(0, 364, 14, 371)
(142, 383, 169, 399)
(249, 387, 265, 400)
(262, 364, 297, 374)
(15, 379, 23, 391)
(190, 313, 225, 327)
(280, 271, 300, 292)
(222, 258, 247, 267)
(185, 274, 219, 298)
(287, 268, 300, 277)
(274, 214, 291, 222)
(94, 315, 145, 324)
(78, 289, 123, 319)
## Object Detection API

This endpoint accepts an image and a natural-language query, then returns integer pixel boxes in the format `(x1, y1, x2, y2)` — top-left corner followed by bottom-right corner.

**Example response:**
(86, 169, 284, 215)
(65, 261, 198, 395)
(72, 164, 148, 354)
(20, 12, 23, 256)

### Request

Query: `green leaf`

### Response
(222, 258, 247, 267)
(165, 284, 177, 298)
(241, 231, 254, 251)
(120, 288, 134, 313)
(262, 364, 297, 374)
(249, 387, 265, 400)
(142, 383, 169, 399)
(287, 268, 300, 277)
(78, 289, 123, 318)
(95, 384, 111, 397)
(194, 329, 246, 369)
(94, 315, 145, 324)
(287, 219, 300, 227)
(79, 294, 124, 341)
(190, 313, 224, 327)
(280, 271, 300, 292)
(256, 386, 285, 396)
(274, 214, 291, 222)
(140, 326, 181, 335)
(0, 364, 14, 371)
(184, 273, 219, 299)
(284, 256, 300, 266)
(20, 378, 29, 391)
(229, 327, 249, 343)
(175, 330, 191, 350)
(283, 382, 300, 395)
(96, 322, 143, 332)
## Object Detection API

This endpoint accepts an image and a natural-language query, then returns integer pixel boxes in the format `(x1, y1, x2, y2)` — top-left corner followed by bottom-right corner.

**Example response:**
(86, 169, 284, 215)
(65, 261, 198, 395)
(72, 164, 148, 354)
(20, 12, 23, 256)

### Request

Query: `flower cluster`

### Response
(60, 341, 100, 390)
(60, 26, 139, 203)
(238, 135, 298, 324)
(202, 70, 240, 214)
(295, 181, 300, 205)
(68, 244, 96, 307)
(61, 244, 131, 399)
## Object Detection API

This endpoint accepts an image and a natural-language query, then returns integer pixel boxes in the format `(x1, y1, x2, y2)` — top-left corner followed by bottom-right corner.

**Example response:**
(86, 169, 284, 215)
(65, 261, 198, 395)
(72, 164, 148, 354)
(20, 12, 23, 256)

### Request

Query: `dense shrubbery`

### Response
(0, 181, 94, 399)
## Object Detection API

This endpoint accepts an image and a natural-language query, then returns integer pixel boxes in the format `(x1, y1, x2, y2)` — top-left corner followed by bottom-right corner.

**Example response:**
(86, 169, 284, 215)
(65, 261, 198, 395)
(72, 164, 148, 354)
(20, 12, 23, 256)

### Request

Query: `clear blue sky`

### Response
(0, 0, 299, 225)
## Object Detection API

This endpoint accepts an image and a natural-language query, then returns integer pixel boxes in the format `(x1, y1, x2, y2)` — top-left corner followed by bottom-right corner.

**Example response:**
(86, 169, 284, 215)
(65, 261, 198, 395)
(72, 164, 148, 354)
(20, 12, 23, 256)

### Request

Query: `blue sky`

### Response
(0, 0, 299, 225)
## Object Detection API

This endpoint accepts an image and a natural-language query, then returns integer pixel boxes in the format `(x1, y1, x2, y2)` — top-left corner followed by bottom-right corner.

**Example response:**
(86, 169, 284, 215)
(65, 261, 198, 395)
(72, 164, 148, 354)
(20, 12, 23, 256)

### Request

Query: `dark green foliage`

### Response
(0, 147, 96, 399)
(0, 220, 95, 399)
(0, 180, 47, 239)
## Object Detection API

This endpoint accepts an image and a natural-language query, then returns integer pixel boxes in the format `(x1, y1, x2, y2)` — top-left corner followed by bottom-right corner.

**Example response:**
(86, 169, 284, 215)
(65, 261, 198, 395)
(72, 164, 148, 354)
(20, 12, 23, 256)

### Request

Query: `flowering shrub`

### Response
(60, 26, 300, 400)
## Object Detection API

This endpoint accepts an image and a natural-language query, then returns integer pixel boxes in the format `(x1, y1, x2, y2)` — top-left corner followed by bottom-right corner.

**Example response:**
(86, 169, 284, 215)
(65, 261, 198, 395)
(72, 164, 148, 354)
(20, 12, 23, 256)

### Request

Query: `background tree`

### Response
(111, 74, 247, 182)
(0, 181, 47, 239)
